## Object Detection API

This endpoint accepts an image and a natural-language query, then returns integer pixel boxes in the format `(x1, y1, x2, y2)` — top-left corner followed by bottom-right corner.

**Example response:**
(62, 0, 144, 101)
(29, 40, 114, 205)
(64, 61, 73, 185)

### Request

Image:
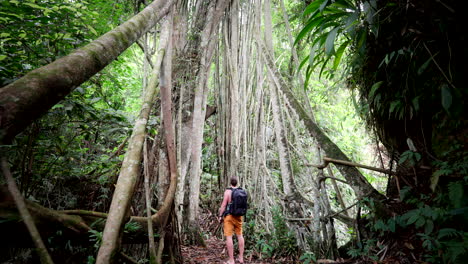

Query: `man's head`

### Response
(230, 177, 238, 187)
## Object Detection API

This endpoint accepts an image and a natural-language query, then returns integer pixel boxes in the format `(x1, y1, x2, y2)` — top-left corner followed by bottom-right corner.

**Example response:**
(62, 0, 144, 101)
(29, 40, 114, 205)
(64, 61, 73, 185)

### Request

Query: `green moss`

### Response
(81, 45, 105, 69)
(112, 30, 130, 49)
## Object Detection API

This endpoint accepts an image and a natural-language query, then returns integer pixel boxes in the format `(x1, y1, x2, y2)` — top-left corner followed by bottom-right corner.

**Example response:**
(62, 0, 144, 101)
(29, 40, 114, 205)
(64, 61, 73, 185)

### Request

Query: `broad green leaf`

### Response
(318, 55, 331, 79)
(417, 54, 435, 75)
(89, 97, 101, 104)
(345, 10, 359, 27)
(52, 104, 64, 109)
(325, 27, 339, 55)
(407, 213, 419, 225)
(415, 217, 425, 228)
(398, 151, 411, 165)
(374, 94, 381, 108)
(424, 220, 434, 234)
(333, 0, 355, 9)
(368, 81, 383, 100)
(356, 29, 367, 53)
(23, 3, 46, 10)
(319, 0, 330, 12)
(303, 0, 324, 17)
(333, 40, 349, 70)
(61, 6, 78, 12)
(0, 33, 10, 38)
(0, 12, 24, 20)
(87, 25, 98, 35)
(0, 55, 7, 61)
(309, 45, 317, 66)
(295, 16, 325, 45)
(441, 84, 452, 112)
(389, 100, 400, 116)
(298, 55, 310, 72)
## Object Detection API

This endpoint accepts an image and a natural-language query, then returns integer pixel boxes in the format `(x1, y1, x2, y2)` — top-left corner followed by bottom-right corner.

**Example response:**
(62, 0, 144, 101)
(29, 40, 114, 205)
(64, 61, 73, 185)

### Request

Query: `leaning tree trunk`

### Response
(1, 158, 54, 264)
(95, 13, 172, 263)
(262, 0, 297, 197)
(258, 38, 385, 202)
(0, 0, 175, 144)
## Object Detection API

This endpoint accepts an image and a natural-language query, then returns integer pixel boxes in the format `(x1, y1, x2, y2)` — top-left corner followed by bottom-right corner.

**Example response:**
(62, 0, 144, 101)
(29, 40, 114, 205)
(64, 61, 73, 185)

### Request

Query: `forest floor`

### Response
(180, 210, 290, 264)
(181, 236, 271, 264)
(180, 210, 357, 264)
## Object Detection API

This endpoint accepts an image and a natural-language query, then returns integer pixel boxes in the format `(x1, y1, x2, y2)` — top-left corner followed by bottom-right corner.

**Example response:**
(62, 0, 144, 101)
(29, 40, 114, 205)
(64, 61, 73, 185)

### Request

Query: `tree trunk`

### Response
(155, 12, 177, 262)
(258, 38, 384, 202)
(263, 0, 296, 196)
(96, 13, 171, 263)
(143, 141, 157, 264)
(227, 0, 240, 180)
(186, 0, 229, 243)
(1, 158, 54, 264)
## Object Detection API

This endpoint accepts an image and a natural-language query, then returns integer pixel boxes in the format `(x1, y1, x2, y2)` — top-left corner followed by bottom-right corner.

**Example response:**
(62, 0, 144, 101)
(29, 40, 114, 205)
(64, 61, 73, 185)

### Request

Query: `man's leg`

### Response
(226, 236, 235, 264)
(236, 234, 244, 263)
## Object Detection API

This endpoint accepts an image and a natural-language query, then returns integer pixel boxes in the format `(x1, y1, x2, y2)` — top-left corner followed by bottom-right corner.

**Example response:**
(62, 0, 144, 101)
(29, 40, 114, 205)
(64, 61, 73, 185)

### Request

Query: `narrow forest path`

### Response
(179, 211, 353, 263)
(181, 236, 276, 264)
(180, 211, 273, 264)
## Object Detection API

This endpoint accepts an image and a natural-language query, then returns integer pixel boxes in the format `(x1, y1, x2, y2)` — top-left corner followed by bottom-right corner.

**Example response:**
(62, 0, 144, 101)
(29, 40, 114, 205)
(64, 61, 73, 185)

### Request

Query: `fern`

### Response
(437, 228, 460, 240)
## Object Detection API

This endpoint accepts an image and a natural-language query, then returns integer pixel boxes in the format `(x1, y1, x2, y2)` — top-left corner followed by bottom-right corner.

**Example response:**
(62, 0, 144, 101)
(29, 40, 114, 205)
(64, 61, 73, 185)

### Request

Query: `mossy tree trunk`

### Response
(259, 37, 385, 202)
(95, 8, 173, 264)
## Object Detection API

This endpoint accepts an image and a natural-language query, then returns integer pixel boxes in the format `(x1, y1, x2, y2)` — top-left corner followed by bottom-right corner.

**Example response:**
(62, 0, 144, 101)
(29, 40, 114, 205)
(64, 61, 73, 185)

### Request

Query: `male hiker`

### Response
(218, 177, 248, 264)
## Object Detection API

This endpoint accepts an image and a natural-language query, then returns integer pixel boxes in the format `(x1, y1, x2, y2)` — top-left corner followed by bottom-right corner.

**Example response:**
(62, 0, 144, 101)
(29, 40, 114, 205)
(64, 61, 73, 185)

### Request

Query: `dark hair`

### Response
(230, 177, 238, 186)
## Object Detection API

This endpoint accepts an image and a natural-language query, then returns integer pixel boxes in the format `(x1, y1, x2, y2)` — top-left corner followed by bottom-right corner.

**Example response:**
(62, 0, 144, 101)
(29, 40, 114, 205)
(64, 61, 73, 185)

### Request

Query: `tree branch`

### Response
(1, 158, 54, 264)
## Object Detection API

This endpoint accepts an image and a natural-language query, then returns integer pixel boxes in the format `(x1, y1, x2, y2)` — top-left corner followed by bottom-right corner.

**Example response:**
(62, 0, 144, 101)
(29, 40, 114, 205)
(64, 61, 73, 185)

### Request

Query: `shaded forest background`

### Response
(0, 0, 466, 263)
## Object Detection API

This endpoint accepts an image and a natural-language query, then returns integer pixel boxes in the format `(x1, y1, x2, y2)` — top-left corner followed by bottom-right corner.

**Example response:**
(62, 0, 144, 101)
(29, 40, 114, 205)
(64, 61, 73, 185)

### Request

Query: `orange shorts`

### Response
(223, 215, 243, 237)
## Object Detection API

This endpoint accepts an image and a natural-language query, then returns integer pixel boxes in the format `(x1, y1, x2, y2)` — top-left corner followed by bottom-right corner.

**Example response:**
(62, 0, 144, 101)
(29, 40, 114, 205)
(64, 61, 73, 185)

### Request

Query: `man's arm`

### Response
(218, 189, 231, 219)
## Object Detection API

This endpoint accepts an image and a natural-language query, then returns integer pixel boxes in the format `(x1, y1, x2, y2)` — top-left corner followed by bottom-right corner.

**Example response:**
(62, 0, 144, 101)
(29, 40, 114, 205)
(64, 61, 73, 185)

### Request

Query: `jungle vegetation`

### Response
(0, 0, 466, 263)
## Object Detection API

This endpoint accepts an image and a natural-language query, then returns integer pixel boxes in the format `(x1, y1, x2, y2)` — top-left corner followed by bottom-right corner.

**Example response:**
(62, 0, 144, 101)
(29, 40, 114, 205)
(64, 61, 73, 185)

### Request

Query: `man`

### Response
(218, 177, 245, 264)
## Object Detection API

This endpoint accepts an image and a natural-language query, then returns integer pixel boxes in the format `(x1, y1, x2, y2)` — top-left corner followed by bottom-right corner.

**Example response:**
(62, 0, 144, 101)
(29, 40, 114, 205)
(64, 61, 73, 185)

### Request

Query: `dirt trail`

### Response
(181, 236, 270, 264)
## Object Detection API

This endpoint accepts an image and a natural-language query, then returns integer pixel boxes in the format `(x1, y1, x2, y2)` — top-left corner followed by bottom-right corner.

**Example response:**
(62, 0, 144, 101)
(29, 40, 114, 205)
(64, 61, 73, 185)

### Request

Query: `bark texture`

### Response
(187, 0, 230, 230)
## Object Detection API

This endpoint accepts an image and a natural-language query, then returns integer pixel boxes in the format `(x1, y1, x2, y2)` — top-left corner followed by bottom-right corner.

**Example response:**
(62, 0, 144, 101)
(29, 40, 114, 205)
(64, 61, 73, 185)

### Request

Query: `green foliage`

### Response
(0, 0, 99, 86)
(297, 0, 467, 168)
(296, 0, 366, 81)
(398, 150, 422, 166)
(0, 0, 141, 261)
(243, 209, 275, 258)
(299, 251, 317, 264)
(88, 229, 103, 251)
(363, 174, 468, 263)
(87, 255, 96, 264)
(1, 0, 144, 216)
(124, 220, 141, 233)
(347, 239, 379, 262)
(243, 207, 298, 259)
(271, 207, 298, 257)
